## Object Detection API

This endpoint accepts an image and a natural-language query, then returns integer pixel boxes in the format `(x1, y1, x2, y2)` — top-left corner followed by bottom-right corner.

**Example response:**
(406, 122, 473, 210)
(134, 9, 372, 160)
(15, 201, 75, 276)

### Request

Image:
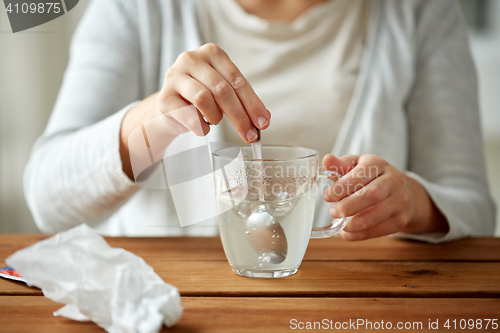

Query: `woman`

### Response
(24, 0, 496, 242)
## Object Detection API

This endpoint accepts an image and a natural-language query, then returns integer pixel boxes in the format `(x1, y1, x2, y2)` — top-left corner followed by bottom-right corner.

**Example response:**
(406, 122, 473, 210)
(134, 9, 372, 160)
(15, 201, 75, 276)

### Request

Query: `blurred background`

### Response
(0, 0, 499, 234)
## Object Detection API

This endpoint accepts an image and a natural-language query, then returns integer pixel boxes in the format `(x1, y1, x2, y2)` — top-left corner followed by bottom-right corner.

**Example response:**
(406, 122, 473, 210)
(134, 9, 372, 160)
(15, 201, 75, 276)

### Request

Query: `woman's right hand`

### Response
(159, 43, 271, 141)
(120, 43, 270, 180)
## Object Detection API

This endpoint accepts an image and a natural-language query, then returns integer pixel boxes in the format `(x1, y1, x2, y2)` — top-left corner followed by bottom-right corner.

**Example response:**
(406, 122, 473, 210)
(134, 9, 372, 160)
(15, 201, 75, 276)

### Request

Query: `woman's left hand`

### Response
(322, 154, 448, 241)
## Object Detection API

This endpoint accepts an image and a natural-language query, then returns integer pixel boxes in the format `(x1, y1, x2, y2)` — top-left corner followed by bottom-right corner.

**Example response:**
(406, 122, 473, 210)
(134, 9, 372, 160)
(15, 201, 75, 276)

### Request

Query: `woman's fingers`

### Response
(320, 153, 416, 241)
(324, 154, 386, 202)
(200, 43, 271, 131)
(329, 175, 391, 219)
(341, 193, 400, 233)
(339, 213, 407, 241)
(164, 98, 210, 137)
(183, 57, 259, 142)
(169, 74, 223, 125)
(159, 43, 270, 142)
(158, 84, 210, 137)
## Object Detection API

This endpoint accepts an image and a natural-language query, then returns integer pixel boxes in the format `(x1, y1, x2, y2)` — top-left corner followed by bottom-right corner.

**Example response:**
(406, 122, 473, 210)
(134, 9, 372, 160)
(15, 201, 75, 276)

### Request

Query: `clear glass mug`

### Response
(212, 145, 351, 278)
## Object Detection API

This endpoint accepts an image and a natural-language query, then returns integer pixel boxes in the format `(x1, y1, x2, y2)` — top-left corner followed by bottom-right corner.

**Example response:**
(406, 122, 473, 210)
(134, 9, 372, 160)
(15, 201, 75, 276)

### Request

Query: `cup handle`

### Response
(310, 168, 351, 239)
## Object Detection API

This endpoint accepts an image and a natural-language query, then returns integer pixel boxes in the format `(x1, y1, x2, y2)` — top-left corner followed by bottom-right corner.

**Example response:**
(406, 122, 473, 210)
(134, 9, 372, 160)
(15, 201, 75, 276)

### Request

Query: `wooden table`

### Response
(0, 235, 499, 332)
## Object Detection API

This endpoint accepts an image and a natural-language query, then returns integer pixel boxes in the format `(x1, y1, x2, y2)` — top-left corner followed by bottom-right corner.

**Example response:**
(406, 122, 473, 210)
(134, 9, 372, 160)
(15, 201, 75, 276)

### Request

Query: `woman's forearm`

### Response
(25, 108, 138, 233)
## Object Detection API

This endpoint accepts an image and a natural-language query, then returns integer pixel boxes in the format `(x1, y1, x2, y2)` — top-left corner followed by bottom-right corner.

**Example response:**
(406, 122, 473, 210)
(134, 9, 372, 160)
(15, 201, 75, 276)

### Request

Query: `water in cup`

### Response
(217, 186, 316, 278)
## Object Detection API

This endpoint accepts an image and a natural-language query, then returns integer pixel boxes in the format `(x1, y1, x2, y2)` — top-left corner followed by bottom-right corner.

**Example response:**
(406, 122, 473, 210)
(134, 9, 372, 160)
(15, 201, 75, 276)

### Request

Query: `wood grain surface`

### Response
(0, 296, 499, 332)
(2, 260, 500, 297)
(1, 235, 499, 332)
(1, 235, 500, 263)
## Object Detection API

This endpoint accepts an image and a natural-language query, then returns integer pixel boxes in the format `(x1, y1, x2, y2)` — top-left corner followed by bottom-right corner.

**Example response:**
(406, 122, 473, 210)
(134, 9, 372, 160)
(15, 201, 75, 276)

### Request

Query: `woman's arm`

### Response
(26, 0, 271, 232)
(322, 0, 495, 242)
(24, 0, 143, 233)
(400, 0, 496, 241)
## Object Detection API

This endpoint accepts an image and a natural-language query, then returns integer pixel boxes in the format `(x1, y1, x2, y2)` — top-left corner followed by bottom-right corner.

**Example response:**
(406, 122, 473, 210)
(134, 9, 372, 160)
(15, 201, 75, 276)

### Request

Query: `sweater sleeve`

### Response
(394, 0, 496, 243)
(24, 0, 143, 233)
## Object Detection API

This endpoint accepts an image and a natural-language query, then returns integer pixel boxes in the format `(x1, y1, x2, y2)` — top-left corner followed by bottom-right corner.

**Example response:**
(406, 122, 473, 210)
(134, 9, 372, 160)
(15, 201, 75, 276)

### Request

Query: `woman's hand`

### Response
(322, 154, 449, 241)
(120, 43, 270, 180)
(158, 42, 270, 140)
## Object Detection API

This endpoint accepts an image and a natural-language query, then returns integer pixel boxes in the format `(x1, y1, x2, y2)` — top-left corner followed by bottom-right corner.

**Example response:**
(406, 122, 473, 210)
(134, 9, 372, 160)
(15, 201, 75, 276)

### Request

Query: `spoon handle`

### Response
(251, 129, 265, 201)
(251, 129, 263, 160)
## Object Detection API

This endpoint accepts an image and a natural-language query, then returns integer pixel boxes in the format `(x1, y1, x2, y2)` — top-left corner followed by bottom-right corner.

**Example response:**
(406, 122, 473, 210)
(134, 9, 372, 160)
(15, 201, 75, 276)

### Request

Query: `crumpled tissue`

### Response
(6, 224, 182, 333)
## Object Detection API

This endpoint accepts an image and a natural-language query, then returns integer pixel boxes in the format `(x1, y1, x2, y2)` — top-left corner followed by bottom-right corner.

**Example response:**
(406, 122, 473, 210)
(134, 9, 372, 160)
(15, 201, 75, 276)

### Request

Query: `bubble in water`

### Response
(245, 231, 250, 234)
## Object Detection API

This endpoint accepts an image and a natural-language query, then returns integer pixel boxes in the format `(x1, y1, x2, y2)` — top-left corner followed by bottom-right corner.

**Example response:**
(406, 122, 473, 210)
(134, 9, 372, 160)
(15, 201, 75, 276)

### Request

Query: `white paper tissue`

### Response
(6, 224, 182, 333)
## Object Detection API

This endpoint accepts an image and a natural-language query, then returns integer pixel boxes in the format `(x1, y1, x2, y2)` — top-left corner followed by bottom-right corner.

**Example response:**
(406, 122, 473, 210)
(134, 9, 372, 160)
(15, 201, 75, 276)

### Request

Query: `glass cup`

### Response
(212, 145, 351, 278)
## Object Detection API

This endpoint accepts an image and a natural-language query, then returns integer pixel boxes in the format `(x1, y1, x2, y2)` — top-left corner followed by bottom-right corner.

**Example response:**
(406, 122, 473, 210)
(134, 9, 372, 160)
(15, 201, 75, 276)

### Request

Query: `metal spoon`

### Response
(247, 129, 288, 264)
